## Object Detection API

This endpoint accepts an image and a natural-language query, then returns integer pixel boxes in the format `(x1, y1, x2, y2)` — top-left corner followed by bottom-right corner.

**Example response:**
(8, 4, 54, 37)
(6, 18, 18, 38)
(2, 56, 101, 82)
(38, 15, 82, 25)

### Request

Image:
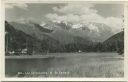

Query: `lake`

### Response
(5, 52, 124, 77)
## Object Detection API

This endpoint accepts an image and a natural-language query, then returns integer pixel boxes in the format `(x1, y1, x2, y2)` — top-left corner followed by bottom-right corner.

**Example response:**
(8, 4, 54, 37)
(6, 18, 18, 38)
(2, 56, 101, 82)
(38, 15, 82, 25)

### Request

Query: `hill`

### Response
(103, 31, 124, 53)
(5, 21, 63, 54)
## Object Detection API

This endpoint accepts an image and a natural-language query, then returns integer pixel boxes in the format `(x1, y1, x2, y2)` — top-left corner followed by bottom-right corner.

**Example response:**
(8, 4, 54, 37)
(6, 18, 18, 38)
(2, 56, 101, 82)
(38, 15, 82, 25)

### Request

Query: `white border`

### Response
(124, 2, 128, 82)
(0, 0, 5, 81)
(0, 0, 128, 81)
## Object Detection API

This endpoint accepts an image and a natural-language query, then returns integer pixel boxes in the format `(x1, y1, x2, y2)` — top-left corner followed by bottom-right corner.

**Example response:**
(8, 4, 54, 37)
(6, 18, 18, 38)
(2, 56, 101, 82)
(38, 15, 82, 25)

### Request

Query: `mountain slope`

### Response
(103, 31, 124, 52)
(43, 21, 114, 42)
(43, 22, 92, 44)
(69, 22, 114, 42)
(104, 31, 124, 43)
(9, 22, 53, 41)
(5, 21, 63, 54)
(5, 21, 41, 54)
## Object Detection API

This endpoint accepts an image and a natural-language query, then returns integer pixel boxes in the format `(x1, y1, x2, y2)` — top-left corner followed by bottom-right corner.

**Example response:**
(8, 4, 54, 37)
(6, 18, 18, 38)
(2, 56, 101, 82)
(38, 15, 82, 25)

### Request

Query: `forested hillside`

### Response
(103, 31, 124, 54)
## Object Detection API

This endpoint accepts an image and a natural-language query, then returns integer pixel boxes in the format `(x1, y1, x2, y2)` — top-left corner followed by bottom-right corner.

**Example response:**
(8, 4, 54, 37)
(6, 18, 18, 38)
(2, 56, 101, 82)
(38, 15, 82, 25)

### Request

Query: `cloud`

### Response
(46, 13, 80, 23)
(53, 3, 96, 15)
(105, 17, 123, 33)
(45, 3, 123, 33)
(5, 3, 28, 10)
(46, 3, 97, 24)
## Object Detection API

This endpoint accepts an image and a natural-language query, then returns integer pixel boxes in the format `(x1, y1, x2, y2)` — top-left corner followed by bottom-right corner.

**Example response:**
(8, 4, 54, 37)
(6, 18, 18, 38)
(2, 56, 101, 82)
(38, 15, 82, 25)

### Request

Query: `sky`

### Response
(5, 2, 124, 32)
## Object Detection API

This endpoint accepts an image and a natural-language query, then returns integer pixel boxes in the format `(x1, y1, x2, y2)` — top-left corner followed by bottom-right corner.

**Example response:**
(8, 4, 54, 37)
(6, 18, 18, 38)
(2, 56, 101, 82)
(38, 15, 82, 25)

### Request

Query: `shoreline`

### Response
(5, 52, 123, 59)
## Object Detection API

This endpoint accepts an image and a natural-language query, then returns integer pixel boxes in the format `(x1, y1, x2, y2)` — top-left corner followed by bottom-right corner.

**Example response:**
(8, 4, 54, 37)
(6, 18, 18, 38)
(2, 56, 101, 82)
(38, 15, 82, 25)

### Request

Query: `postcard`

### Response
(0, 0, 128, 81)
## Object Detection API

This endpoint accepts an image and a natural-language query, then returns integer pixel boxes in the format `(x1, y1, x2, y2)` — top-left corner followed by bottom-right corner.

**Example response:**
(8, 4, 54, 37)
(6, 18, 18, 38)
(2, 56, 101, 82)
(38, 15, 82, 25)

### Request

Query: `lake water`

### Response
(5, 53, 124, 77)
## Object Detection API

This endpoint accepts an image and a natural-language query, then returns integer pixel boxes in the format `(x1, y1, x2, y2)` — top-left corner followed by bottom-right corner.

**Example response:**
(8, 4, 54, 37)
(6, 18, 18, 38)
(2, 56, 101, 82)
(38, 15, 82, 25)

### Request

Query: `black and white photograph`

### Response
(5, 2, 124, 77)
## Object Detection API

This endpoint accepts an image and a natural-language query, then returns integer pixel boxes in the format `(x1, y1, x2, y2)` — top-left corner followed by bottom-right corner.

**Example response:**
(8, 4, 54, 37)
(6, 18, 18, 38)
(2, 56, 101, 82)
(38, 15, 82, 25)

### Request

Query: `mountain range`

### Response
(5, 20, 124, 54)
